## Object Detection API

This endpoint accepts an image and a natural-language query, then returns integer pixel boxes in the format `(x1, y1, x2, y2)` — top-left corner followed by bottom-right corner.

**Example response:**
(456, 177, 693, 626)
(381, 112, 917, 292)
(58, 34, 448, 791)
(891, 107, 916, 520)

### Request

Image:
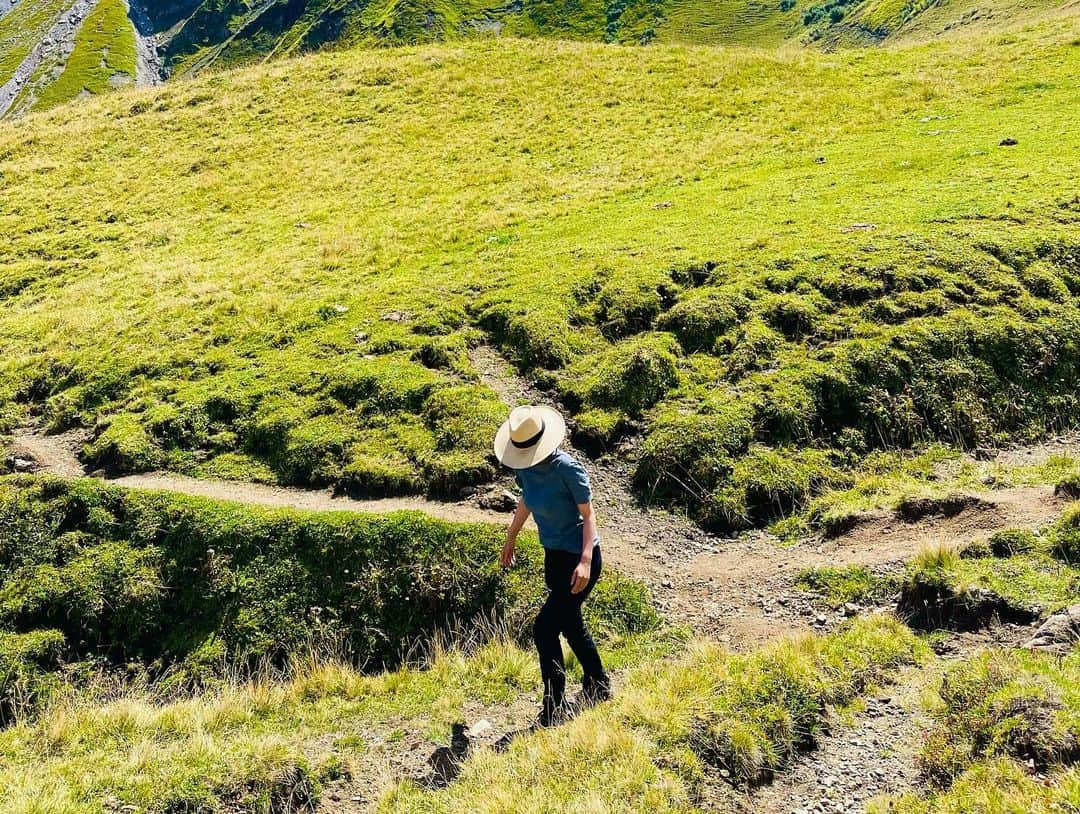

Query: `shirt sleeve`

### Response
(561, 458, 592, 505)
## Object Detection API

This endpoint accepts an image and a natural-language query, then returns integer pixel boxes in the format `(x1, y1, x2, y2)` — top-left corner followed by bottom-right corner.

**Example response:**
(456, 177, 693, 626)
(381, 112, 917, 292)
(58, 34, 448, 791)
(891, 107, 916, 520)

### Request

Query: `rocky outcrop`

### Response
(1023, 605, 1080, 655)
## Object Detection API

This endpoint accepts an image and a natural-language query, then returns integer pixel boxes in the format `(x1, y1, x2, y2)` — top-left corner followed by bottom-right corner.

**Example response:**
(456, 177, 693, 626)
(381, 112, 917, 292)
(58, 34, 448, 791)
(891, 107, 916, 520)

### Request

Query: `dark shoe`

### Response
(581, 673, 612, 706)
(537, 695, 567, 728)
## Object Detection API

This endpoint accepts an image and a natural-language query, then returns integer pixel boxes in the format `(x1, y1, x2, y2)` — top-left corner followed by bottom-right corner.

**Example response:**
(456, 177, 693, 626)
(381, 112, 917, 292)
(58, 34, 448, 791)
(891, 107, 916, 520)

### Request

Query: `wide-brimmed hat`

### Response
(493, 405, 566, 469)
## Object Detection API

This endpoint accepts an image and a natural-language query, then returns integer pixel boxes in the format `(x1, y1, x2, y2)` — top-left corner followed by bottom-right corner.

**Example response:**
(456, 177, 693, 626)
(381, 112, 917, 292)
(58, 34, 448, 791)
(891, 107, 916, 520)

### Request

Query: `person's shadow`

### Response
(419, 723, 471, 789)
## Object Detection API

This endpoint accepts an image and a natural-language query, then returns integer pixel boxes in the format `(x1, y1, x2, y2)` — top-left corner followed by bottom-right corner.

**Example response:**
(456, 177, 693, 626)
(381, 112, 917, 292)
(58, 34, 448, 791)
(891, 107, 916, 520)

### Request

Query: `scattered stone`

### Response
(815, 156, 827, 164)
(7, 456, 38, 473)
(999, 137, 1018, 146)
(381, 310, 412, 322)
(842, 602, 861, 617)
(467, 718, 493, 738)
(458, 485, 478, 498)
(841, 222, 876, 233)
(1023, 604, 1080, 655)
(814, 614, 828, 626)
(477, 488, 517, 512)
(652, 201, 673, 209)
(661, 580, 674, 589)
(973, 446, 997, 461)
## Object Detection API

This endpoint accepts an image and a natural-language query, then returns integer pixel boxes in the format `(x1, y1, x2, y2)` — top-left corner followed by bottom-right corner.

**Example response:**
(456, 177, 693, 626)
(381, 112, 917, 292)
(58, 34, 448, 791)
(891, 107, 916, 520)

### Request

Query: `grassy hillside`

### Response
(1, 20, 1078, 527)
(154, 0, 1073, 74)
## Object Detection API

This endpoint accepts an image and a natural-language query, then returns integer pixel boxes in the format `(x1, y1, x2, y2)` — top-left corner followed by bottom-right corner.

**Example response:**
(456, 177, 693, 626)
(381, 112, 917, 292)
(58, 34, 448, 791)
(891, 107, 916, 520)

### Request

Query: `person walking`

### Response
(494, 405, 611, 727)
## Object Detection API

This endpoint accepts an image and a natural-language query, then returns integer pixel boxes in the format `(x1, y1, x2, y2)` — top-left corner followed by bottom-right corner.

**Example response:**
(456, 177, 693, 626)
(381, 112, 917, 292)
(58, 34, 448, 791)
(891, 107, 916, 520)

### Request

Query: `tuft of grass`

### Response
(795, 565, 899, 608)
(899, 542, 1079, 630)
(1048, 502, 1080, 564)
(873, 758, 1080, 814)
(916, 648, 1080, 784)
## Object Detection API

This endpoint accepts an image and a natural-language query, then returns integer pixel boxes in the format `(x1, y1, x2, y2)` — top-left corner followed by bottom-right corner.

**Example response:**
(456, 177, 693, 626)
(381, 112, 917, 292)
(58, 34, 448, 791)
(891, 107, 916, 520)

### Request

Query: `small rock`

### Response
(999, 137, 1018, 146)
(843, 602, 861, 617)
(661, 580, 673, 589)
(652, 201, 673, 209)
(478, 489, 518, 512)
(814, 614, 828, 626)
(973, 446, 997, 461)
(815, 156, 827, 164)
(11, 457, 37, 473)
(467, 718, 493, 738)
(329, 793, 341, 802)
(381, 310, 412, 322)
(458, 485, 478, 498)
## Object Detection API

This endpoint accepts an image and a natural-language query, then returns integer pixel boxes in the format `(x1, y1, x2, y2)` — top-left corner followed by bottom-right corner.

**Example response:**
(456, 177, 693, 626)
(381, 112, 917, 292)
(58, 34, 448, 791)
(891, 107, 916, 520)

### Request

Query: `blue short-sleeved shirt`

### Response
(513, 449, 594, 554)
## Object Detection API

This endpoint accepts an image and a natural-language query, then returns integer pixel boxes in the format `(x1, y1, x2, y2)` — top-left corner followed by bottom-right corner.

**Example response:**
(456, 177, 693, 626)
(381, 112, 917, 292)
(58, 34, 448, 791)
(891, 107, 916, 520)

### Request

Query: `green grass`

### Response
(795, 564, 899, 607)
(384, 615, 925, 812)
(899, 527, 1080, 629)
(2, 20, 1079, 529)
(874, 648, 1080, 812)
(31, 0, 136, 112)
(806, 447, 1080, 537)
(0, 474, 658, 710)
(0, 617, 919, 813)
(0, 0, 71, 87)
(873, 758, 1080, 814)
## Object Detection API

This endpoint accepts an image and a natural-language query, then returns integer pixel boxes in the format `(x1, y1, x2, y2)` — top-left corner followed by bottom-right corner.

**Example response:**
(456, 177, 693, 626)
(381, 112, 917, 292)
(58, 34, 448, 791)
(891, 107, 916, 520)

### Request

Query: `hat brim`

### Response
(492, 406, 566, 469)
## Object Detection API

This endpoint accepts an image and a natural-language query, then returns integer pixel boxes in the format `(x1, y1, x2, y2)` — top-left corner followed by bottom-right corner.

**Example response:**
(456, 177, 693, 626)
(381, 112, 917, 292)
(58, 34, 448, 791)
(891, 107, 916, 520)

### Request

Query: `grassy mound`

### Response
(917, 648, 1080, 783)
(0, 475, 657, 716)
(2, 21, 1079, 529)
(384, 615, 925, 810)
(898, 543, 1079, 631)
(877, 647, 1080, 813)
(874, 758, 1080, 814)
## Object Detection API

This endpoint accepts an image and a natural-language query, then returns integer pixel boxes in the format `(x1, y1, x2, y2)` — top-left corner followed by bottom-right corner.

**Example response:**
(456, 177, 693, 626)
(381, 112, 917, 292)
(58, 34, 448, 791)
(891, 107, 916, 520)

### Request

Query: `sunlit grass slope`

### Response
(1, 21, 1078, 526)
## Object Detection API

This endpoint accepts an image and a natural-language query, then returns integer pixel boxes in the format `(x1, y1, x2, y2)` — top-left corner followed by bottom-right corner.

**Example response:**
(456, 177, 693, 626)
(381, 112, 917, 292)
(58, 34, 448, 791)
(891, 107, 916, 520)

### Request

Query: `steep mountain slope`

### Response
(0, 0, 138, 117)
(3, 0, 1073, 115)
(1, 18, 1077, 530)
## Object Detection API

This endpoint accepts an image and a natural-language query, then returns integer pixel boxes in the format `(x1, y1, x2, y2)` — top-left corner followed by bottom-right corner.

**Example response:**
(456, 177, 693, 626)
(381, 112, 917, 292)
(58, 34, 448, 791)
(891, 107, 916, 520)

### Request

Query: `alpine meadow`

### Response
(0, 0, 1079, 810)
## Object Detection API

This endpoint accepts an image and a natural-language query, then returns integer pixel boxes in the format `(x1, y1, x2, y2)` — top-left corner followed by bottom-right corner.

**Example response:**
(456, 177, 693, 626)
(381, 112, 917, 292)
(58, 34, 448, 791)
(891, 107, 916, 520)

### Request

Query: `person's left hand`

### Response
(570, 559, 591, 594)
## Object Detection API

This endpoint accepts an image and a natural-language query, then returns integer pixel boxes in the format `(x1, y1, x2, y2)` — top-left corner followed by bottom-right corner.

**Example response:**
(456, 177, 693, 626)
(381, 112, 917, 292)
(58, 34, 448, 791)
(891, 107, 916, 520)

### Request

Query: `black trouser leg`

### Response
(533, 592, 567, 706)
(533, 547, 606, 707)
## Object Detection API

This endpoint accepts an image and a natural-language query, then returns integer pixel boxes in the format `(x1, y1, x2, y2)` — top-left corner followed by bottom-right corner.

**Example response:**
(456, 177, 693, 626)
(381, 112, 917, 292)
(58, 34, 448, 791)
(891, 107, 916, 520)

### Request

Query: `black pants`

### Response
(533, 546, 606, 705)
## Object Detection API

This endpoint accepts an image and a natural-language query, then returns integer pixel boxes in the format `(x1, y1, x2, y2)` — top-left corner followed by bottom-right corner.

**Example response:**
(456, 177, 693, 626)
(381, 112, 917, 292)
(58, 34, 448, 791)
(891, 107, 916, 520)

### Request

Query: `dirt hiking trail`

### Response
(4, 346, 1075, 814)
(6, 342, 1074, 647)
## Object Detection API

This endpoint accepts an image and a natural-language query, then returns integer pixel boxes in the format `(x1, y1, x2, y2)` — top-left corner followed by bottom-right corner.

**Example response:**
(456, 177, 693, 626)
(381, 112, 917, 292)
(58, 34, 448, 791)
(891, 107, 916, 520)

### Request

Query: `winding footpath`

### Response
(4, 346, 1074, 813)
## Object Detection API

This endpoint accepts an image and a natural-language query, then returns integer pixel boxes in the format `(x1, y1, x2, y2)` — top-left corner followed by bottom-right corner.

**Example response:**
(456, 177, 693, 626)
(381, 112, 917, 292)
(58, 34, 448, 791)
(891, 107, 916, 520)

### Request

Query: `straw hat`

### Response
(493, 405, 566, 469)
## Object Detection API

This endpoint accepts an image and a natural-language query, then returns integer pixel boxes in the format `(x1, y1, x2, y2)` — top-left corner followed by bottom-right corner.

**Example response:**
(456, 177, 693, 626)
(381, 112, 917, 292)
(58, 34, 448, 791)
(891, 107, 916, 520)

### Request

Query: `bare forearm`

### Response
(580, 504, 597, 563)
(507, 499, 530, 541)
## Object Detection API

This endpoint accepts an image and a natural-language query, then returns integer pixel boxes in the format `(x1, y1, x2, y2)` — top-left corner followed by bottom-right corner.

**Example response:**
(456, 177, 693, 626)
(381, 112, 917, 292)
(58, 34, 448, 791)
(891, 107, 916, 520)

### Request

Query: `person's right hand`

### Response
(500, 539, 516, 568)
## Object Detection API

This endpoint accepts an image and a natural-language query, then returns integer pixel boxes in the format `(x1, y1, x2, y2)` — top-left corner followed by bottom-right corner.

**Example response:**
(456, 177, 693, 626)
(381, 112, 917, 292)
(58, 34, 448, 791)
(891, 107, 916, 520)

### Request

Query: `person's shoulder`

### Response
(552, 449, 588, 477)
(550, 449, 577, 467)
